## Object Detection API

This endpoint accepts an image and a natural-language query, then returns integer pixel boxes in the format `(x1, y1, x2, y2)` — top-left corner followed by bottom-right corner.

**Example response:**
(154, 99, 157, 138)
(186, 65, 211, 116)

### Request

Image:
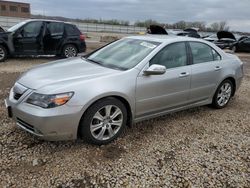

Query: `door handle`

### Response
(215, 66, 222, 71)
(179, 72, 190, 78)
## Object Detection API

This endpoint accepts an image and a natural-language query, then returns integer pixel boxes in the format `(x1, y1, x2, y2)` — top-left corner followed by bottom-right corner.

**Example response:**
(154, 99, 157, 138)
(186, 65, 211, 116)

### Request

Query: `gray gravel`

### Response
(0, 52, 250, 187)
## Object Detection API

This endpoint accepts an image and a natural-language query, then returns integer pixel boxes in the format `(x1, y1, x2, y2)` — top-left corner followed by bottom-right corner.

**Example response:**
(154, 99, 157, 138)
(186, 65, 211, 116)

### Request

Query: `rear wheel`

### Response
(62, 44, 78, 58)
(212, 80, 233, 109)
(79, 97, 127, 145)
(0, 45, 7, 62)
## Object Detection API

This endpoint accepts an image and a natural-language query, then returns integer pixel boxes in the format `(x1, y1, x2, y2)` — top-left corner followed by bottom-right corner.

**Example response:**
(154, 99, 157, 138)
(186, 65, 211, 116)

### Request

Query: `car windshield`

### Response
(7, 21, 27, 32)
(86, 38, 160, 70)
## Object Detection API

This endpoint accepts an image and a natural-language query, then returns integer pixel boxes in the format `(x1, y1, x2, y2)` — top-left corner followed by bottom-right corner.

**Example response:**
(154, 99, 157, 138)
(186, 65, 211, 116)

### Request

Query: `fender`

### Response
(0, 33, 15, 54)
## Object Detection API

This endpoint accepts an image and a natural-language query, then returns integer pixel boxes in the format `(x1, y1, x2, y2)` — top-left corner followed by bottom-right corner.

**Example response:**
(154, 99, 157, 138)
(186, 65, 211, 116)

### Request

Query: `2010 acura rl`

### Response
(5, 35, 244, 145)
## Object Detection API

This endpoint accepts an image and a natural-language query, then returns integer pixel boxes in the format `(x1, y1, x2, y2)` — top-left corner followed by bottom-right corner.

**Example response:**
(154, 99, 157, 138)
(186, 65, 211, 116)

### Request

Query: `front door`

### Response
(136, 42, 191, 118)
(13, 21, 44, 55)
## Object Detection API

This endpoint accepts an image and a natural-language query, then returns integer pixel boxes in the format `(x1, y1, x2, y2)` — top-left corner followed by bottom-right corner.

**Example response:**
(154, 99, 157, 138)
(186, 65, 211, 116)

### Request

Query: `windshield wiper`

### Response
(83, 57, 127, 71)
(85, 58, 103, 65)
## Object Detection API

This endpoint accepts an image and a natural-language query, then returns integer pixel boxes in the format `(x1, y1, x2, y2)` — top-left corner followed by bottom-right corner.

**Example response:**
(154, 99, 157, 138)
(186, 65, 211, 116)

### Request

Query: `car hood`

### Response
(148, 25, 168, 35)
(17, 57, 120, 90)
(217, 31, 236, 40)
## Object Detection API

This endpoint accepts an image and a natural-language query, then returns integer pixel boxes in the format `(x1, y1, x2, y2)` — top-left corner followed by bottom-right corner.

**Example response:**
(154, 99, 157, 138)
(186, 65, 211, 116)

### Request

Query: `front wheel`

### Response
(62, 44, 78, 58)
(212, 80, 234, 109)
(79, 97, 127, 145)
(0, 45, 7, 62)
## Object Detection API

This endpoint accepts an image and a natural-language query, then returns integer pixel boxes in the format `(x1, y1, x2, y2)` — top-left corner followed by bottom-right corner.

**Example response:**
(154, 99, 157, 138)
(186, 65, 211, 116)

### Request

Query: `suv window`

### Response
(47, 22, 64, 36)
(189, 42, 221, 64)
(22, 21, 43, 38)
(150, 42, 187, 69)
(243, 38, 250, 44)
(65, 24, 80, 35)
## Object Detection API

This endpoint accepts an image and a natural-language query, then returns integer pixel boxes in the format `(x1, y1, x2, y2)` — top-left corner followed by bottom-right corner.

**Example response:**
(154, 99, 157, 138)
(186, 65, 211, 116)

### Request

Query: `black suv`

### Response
(0, 19, 86, 62)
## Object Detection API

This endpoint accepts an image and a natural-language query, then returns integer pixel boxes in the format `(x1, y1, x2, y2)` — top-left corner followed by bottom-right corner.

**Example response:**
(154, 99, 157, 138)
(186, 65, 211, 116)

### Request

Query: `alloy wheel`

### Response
(90, 105, 123, 141)
(217, 82, 232, 107)
(64, 46, 77, 58)
(0, 47, 5, 61)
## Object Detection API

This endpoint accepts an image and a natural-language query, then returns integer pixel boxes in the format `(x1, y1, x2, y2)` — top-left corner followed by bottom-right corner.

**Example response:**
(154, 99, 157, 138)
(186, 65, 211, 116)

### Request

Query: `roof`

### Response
(25, 19, 67, 23)
(127, 34, 203, 43)
(0, 0, 30, 6)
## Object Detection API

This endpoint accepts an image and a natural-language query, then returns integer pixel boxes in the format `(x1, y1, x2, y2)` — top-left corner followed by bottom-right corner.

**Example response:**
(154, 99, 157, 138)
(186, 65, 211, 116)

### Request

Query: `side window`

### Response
(150, 42, 187, 69)
(189, 42, 218, 64)
(212, 49, 221, 61)
(47, 22, 64, 36)
(243, 38, 250, 44)
(22, 21, 43, 37)
(65, 24, 80, 35)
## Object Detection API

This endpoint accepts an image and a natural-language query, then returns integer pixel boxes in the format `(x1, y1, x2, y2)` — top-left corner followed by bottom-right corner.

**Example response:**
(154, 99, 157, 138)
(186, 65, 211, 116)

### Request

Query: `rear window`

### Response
(47, 22, 64, 36)
(65, 24, 80, 35)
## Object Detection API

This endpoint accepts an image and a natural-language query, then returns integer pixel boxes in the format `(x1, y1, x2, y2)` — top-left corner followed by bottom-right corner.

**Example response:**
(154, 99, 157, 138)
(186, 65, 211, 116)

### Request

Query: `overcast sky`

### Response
(13, 0, 250, 32)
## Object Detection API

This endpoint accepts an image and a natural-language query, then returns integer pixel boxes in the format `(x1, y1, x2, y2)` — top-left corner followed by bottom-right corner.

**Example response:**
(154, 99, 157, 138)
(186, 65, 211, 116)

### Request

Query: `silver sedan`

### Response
(5, 35, 244, 145)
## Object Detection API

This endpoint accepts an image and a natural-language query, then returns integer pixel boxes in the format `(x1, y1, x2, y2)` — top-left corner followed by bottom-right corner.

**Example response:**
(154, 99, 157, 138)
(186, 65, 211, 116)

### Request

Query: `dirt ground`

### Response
(0, 41, 250, 187)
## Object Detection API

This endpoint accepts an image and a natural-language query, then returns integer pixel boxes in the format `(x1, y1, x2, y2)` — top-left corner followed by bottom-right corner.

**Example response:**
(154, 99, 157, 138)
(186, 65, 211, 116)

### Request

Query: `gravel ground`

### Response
(0, 50, 250, 187)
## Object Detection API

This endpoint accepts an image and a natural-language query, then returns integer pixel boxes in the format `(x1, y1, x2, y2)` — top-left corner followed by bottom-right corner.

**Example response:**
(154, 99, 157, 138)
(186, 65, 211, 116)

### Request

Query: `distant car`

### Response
(0, 26, 5, 32)
(5, 35, 244, 145)
(0, 19, 86, 62)
(214, 31, 236, 49)
(231, 37, 250, 52)
(168, 28, 201, 38)
(204, 34, 218, 42)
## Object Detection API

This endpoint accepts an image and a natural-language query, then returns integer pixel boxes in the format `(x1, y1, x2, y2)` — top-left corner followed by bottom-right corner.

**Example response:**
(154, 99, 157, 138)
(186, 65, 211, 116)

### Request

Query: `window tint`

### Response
(22, 21, 43, 37)
(212, 49, 221, 61)
(65, 24, 80, 35)
(150, 42, 187, 69)
(243, 38, 250, 43)
(47, 22, 64, 35)
(190, 42, 215, 64)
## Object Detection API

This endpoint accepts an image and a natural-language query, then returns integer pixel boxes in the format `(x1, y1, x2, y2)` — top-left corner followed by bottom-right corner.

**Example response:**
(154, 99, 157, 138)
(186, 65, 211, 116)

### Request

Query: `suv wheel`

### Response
(62, 44, 77, 58)
(79, 97, 127, 145)
(0, 45, 7, 62)
(212, 80, 233, 109)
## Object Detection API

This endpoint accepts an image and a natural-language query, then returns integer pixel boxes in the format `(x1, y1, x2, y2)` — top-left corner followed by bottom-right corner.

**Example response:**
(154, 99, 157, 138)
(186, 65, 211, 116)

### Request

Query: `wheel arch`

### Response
(77, 95, 133, 138)
(0, 42, 10, 55)
(217, 76, 236, 97)
(60, 43, 79, 54)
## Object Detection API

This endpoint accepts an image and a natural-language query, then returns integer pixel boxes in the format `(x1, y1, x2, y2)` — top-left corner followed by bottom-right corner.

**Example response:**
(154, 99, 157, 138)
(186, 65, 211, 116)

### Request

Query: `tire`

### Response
(212, 80, 234, 109)
(62, 44, 78, 58)
(79, 97, 127, 145)
(0, 45, 7, 62)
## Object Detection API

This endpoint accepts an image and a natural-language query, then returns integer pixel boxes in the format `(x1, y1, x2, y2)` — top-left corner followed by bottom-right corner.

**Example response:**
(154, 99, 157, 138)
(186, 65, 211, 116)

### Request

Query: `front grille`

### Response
(14, 93, 23, 100)
(16, 118, 35, 132)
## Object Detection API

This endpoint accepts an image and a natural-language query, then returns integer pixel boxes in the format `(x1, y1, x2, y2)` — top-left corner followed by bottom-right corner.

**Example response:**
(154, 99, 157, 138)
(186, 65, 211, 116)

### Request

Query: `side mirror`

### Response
(144, 64, 166, 75)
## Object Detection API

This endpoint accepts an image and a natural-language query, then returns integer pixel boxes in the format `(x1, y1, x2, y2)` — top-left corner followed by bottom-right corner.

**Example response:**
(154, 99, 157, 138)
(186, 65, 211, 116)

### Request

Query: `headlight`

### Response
(26, 92, 74, 108)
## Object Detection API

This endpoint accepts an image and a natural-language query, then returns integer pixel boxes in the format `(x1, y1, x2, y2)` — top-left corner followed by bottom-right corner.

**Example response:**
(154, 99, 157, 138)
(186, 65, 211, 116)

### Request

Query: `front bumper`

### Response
(5, 89, 83, 141)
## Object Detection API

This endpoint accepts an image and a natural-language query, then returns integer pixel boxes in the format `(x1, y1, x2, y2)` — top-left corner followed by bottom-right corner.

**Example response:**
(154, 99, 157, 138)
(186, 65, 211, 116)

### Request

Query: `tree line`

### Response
(33, 15, 233, 32)
(134, 19, 230, 32)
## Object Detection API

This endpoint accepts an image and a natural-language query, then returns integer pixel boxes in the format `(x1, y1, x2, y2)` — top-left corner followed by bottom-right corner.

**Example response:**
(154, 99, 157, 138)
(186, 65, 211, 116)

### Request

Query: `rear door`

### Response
(136, 42, 191, 117)
(43, 22, 64, 54)
(13, 21, 44, 54)
(188, 42, 223, 102)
